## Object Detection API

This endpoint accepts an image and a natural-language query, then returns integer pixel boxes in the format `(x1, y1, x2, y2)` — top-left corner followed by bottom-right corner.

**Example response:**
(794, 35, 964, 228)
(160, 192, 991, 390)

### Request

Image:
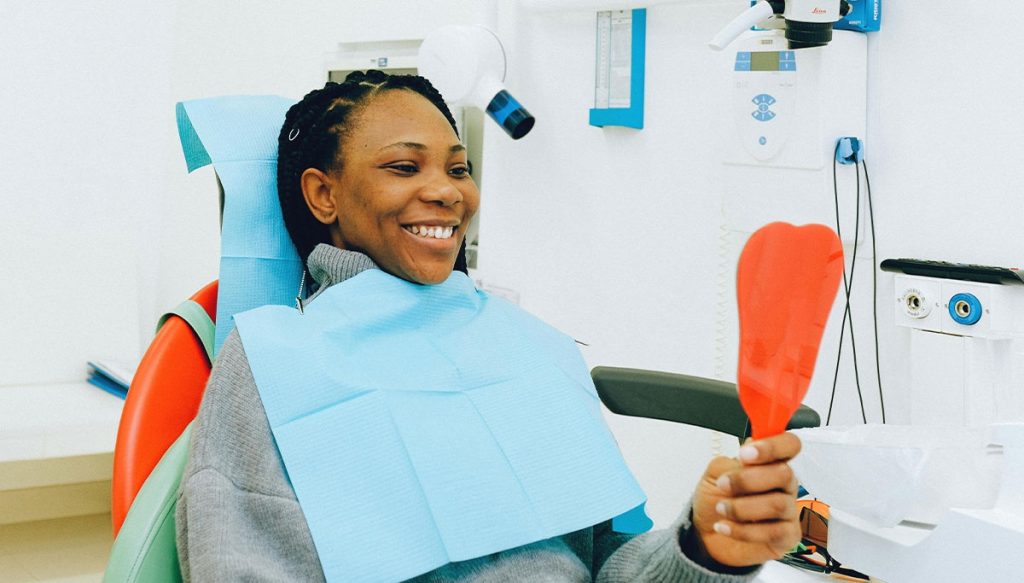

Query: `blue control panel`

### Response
(751, 93, 776, 121)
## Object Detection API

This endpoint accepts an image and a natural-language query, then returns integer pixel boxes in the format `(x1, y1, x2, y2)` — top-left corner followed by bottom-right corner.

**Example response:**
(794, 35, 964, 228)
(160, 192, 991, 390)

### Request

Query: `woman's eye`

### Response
(387, 164, 418, 174)
(449, 165, 471, 177)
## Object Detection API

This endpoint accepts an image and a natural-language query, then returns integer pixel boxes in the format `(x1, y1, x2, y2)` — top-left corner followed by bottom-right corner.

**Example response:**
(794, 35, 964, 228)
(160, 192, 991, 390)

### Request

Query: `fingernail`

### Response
(713, 522, 731, 536)
(716, 475, 731, 494)
(739, 444, 758, 462)
(715, 501, 728, 516)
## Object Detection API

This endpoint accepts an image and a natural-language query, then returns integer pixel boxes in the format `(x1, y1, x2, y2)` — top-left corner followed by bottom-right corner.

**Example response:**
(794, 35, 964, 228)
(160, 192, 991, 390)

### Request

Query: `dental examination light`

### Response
(419, 25, 535, 140)
(710, 0, 852, 51)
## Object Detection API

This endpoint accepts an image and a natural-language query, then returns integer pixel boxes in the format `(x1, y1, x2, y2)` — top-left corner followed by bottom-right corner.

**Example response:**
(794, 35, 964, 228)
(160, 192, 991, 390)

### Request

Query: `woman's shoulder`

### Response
(198, 328, 264, 423)
(189, 329, 264, 457)
(209, 327, 253, 384)
(186, 327, 293, 495)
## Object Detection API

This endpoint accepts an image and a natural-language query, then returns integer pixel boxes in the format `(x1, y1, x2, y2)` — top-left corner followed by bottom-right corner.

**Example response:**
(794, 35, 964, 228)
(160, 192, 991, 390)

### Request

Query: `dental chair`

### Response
(111, 281, 217, 536)
(102, 95, 820, 582)
(104, 282, 217, 582)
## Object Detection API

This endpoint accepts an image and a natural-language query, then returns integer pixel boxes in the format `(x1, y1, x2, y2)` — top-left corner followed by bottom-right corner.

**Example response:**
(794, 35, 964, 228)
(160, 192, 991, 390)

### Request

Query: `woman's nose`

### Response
(419, 173, 463, 207)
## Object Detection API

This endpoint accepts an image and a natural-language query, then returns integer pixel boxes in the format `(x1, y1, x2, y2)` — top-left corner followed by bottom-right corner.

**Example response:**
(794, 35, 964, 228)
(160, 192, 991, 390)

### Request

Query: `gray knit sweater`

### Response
(175, 244, 762, 582)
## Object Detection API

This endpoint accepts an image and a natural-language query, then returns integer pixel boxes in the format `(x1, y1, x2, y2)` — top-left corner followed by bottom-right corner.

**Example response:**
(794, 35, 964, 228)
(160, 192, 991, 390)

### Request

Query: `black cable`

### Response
(847, 165, 867, 422)
(778, 555, 829, 575)
(863, 159, 886, 423)
(781, 546, 870, 580)
(826, 145, 844, 424)
(814, 545, 871, 580)
(827, 142, 868, 425)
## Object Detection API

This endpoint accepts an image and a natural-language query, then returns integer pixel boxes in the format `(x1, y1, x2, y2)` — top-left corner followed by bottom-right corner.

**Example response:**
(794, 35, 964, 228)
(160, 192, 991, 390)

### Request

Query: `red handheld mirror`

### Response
(736, 222, 844, 440)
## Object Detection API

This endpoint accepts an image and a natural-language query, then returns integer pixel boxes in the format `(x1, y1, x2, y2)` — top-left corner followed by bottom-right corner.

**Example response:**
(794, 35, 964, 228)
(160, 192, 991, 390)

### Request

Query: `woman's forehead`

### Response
(345, 91, 461, 152)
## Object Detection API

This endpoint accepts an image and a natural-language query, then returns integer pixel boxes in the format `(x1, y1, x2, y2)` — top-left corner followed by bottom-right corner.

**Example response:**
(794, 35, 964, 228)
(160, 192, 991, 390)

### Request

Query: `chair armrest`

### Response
(592, 366, 820, 441)
(104, 423, 191, 583)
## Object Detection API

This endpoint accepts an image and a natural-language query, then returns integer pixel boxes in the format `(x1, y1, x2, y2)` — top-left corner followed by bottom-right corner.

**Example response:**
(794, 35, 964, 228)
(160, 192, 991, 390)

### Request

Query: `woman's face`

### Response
(307, 90, 480, 285)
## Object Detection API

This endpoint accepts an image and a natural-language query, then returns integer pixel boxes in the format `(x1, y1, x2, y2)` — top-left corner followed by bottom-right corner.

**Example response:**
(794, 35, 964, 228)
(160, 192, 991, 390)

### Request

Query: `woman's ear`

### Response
(300, 168, 339, 225)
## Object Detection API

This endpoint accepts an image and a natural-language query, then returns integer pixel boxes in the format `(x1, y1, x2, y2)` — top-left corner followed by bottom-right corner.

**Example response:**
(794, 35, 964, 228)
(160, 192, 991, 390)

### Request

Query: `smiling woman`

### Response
(275, 71, 475, 285)
(298, 89, 479, 284)
(175, 71, 801, 583)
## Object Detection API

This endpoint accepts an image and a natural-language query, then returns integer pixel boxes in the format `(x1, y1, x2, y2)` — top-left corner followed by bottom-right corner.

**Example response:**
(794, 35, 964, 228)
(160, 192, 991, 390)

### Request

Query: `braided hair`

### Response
(277, 70, 469, 274)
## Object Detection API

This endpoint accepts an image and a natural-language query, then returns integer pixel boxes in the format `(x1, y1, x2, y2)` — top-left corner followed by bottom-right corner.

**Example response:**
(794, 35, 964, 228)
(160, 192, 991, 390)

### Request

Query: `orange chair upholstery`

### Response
(111, 281, 218, 535)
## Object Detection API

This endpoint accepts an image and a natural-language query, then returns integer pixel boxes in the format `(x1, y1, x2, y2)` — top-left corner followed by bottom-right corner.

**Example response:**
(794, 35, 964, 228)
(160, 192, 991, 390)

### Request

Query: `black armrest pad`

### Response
(592, 366, 820, 440)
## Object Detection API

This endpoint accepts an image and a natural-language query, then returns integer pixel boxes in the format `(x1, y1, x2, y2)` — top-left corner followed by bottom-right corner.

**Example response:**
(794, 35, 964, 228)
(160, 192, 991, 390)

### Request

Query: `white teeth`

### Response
(405, 225, 455, 240)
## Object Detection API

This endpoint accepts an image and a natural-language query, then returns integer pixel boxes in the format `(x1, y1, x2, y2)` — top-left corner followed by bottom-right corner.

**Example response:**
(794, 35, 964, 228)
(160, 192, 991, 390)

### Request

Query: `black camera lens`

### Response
(785, 20, 834, 49)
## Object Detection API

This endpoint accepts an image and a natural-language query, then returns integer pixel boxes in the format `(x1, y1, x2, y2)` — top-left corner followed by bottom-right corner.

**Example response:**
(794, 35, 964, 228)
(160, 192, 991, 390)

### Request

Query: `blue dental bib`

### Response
(235, 269, 646, 582)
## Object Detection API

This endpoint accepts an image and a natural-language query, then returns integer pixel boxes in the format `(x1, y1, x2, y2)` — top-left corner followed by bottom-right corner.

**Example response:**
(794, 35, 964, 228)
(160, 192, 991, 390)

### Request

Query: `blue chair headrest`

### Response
(175, 96, 301, 355)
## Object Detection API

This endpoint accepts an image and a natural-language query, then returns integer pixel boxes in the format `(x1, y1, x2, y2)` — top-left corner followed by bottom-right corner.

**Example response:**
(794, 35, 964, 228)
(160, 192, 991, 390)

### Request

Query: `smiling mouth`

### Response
(403, 225, 456, 240)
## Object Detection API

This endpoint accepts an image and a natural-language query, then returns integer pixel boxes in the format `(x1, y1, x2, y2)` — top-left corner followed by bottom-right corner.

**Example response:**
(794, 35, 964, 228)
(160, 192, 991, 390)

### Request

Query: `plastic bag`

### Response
(790, 424, 1002, 526)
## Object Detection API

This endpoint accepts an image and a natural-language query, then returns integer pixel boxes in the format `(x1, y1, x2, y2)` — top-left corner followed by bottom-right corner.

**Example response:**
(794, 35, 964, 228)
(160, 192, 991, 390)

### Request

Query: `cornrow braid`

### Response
(277, 70, 468, 275)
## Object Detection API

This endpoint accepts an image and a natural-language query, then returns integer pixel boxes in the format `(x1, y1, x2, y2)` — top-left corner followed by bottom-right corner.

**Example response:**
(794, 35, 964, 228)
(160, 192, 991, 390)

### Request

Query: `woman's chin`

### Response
(387, 261, 457, 286)
(408, 270, 453, 286)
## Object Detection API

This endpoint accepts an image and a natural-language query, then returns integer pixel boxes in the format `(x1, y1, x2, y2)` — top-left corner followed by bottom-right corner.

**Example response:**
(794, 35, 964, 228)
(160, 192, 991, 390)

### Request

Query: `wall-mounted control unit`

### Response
(720, 30, 867, 242)
(882, 259, 1024, 426)
(884, 259, 1024, 339)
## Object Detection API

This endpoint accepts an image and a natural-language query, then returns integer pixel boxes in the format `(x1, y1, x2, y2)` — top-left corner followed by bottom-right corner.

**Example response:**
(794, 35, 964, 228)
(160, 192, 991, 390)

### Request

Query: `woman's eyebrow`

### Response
(379, 142, 466, 154)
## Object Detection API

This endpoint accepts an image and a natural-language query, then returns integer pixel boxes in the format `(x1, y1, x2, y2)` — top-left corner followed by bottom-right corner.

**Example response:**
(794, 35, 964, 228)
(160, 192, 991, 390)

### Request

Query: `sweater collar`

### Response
(306, 244, 378, 296)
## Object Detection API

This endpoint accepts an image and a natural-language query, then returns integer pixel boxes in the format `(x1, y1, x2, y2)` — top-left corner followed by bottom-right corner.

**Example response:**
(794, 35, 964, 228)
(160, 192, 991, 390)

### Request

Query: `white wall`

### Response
(0, 2, 173, 385)
(2, 0, 1021, 528)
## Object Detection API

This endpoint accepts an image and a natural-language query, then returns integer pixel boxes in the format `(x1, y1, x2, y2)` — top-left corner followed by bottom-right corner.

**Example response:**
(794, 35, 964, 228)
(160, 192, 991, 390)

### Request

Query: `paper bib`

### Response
(235, 269, 645, 582)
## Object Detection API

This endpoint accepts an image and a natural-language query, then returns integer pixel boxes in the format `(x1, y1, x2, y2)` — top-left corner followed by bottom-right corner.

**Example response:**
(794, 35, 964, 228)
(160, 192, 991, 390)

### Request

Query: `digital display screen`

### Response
(750, 52, 780, 72)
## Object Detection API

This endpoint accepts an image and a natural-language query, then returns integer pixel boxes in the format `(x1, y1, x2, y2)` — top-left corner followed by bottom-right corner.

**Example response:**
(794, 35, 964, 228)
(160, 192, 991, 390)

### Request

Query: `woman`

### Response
(176, 70, 802, 582)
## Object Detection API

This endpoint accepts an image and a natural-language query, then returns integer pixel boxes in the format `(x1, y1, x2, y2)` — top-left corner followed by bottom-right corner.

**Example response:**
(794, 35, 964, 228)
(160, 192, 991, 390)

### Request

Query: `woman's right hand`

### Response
(686, 432, 803, 568)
